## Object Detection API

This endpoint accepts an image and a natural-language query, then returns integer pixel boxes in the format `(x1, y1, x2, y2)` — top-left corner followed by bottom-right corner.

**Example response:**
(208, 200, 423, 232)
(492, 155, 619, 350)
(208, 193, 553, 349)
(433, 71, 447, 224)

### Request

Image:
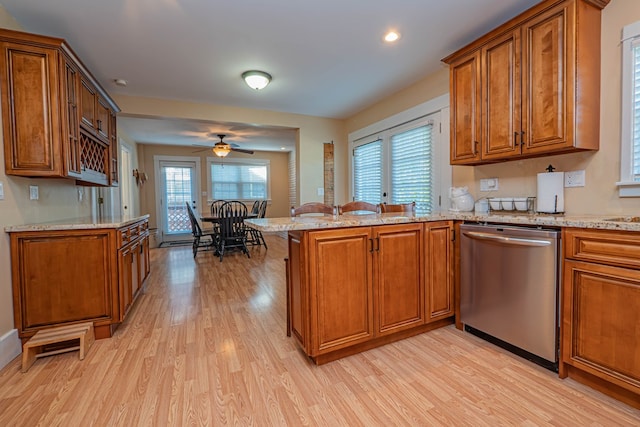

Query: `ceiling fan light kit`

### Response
(210, 134, 255, 157)
(213, 144, 231, 157)
(242, 70, 271, 90)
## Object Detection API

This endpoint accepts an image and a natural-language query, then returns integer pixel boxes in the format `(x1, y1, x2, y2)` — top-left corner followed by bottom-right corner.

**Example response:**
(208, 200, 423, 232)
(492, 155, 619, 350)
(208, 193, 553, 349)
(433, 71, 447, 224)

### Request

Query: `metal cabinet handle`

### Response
(369, 238, 374, 253)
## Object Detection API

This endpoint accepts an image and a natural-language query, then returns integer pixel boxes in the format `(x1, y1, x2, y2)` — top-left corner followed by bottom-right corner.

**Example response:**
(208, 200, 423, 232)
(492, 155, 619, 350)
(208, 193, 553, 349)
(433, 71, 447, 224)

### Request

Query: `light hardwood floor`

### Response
(1, 234, 639, 426)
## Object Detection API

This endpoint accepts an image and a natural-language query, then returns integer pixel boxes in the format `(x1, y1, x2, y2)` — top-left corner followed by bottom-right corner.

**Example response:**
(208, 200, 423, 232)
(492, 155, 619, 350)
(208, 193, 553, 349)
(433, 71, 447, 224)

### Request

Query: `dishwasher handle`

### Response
(463, 231, 552, 247)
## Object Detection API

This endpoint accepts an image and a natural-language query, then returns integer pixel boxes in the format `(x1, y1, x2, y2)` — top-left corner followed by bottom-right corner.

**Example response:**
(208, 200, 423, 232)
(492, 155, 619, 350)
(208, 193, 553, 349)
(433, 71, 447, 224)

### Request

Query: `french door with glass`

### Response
(157, 159, 199, 242)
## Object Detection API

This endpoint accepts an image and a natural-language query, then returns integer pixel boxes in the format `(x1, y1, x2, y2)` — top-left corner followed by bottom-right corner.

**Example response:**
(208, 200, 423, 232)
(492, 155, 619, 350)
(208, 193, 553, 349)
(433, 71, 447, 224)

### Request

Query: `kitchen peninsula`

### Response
(5, 215, 150, 341)
(247, 212, 640, 409)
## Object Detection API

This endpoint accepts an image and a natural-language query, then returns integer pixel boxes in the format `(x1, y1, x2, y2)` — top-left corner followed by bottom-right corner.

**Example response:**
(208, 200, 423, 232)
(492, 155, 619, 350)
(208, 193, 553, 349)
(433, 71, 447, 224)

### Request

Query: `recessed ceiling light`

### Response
(280, 147, 286, 150)
(384, 31, 400, 43)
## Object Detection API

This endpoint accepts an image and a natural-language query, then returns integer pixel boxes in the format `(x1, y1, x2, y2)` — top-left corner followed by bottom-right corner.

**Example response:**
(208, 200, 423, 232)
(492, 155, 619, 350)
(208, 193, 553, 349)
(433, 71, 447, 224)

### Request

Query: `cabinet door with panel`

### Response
(374, 223, 424, 335)
(109, 111, 119, 186)
(287, 231, 309, 351)
(449, 50, 482, 164)
(425, 221, 454, 322)
(61, 54, 82, 177)
(562, 228, 640, 407)
(10, 230, 115, 337)
(481, 29, 522, 161)
(0, 41, 65, 176)
(521, 2, 572, 155)
(563, 260, 640, 393)
(80, 77, 97, 134)
(308, 227, 374, 356)
(118, 245, 134, 322)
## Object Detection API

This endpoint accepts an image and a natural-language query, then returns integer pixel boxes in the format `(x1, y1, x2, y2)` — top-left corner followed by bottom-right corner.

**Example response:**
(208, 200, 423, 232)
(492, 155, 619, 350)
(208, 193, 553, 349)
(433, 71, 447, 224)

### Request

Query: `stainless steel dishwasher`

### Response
(460, 223, 561, 371)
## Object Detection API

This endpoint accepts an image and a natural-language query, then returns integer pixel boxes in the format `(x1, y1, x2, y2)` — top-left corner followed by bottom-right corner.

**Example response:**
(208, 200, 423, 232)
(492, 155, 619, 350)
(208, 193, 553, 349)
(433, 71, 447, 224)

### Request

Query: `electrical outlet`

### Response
(29, 185, 39, 200)
(317, 187, 324, 196)
(480, 178, 499, 191)
(565, 170, 585, 187)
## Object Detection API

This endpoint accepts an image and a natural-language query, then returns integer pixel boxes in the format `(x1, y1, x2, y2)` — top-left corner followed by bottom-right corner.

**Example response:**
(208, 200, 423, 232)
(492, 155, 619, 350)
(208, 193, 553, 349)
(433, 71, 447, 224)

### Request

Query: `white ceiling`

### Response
(1, 0, 540, 152)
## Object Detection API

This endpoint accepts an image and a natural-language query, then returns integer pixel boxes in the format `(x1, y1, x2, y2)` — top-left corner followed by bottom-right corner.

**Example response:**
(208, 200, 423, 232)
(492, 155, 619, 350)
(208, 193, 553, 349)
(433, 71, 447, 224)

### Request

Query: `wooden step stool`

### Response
(22, 322, 95, 373)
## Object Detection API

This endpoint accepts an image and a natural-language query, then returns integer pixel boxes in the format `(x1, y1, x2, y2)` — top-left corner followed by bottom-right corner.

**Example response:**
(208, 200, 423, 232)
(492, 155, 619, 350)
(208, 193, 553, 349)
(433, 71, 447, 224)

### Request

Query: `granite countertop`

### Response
(245, 212, 640, 232)
(4, 214, 150, 232)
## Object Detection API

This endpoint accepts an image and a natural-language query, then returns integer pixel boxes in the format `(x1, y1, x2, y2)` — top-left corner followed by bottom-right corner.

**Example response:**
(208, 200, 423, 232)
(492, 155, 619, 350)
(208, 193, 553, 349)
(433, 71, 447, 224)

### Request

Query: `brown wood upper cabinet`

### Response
(0, 28, 120, 186)
(443, 0, 609, 165)
(80, 76, 112, 144)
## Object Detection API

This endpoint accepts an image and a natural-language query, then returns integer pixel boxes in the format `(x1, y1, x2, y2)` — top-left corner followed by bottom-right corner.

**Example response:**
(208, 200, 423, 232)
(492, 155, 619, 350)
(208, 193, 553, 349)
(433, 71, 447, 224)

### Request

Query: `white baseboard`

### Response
(0, 329, 21, 370)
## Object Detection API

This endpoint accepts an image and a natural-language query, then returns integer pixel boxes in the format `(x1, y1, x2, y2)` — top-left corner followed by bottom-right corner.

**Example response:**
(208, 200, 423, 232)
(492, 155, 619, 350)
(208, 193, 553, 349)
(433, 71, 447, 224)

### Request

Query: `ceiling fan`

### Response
(193, 134, 254, 158)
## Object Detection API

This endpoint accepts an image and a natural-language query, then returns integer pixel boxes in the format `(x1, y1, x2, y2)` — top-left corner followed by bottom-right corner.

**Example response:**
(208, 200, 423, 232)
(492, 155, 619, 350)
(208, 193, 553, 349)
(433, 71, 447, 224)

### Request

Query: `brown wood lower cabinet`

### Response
(287, 221, 453, 364)
(561, 228, 640, 409)
(9, 218, 150, 340)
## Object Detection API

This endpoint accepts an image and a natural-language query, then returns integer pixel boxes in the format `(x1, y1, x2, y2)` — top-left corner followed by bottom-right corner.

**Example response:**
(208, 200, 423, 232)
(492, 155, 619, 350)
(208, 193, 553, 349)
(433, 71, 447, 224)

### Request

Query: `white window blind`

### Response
(390, 124, 432, 214)
(353, 139, 383, 204)
(211, 162, 267, 200)
(633, 39, 640, 181)
(618, 21, 640, 196)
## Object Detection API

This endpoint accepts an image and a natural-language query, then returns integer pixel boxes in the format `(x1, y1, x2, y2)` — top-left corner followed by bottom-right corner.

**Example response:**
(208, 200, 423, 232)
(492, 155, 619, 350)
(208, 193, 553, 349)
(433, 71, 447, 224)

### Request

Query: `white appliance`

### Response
(537, 169, 564, 214)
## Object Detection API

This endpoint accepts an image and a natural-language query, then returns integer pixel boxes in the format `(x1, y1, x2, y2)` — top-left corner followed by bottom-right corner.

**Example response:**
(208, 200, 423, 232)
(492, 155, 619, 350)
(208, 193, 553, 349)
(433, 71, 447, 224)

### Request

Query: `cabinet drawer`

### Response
(118, 227, 131, 247)
(564, 229, 640, 269)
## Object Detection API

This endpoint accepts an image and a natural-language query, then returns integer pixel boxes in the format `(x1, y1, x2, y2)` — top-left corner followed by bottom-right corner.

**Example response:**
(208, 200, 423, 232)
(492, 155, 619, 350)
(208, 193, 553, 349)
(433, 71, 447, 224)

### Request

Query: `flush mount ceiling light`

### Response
(242, 70, 272, 90)
(384, 31, 401, 43)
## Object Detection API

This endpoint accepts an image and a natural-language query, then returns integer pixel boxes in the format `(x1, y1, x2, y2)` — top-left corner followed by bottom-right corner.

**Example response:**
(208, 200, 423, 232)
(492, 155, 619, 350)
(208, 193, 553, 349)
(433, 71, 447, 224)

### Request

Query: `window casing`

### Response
(207, 157, 271, 202)
(349, 95, 451, 215)
(618, 20, 640, 197)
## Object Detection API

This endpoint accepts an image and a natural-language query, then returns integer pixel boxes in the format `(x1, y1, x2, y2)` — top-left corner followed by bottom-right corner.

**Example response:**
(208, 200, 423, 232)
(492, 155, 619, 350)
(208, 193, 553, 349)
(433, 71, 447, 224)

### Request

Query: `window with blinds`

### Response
(352, 115, 437, 214)
(619, 21, 640, 196)
(632, 39, 640, 181)
(391, 124, 432, 214)
(210, 161, 269, 200)
(353, 139, 382, 204)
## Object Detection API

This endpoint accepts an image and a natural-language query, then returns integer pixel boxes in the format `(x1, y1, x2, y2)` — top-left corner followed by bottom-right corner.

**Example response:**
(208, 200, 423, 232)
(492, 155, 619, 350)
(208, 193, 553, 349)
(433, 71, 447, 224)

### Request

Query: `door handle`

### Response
(463, 231, 551, 247)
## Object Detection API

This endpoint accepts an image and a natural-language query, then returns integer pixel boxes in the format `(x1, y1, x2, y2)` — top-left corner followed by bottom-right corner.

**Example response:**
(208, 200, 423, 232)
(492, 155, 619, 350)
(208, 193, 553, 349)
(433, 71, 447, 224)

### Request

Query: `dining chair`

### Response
(291, 202, 336, 217)
(380, 201, 416, 213)
(250, 200, 260, 216)
(337, 201, 380, 215)
(216, 201, 250, 261)
(247, 200, 268, 249)
(185, 202, 217, 258)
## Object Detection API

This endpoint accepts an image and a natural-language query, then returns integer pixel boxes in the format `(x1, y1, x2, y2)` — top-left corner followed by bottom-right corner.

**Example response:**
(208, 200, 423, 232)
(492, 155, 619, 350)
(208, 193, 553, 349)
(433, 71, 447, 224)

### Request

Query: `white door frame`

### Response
(120, 142, 134, 218)
(154, 155, 202, 242)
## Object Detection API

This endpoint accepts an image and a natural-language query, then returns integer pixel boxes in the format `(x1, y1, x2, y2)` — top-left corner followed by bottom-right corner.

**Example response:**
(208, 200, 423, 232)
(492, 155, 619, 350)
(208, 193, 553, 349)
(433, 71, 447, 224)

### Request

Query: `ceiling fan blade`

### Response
(231, 147, 254, 155)
(191, 147, 211, 153)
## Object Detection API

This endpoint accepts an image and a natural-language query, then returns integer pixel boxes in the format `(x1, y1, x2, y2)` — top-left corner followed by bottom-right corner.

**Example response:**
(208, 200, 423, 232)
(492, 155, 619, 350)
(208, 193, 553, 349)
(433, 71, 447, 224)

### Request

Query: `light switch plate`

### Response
(0, 181, 4, 200)
(317, 187, 324, 196)
(565, 170, 585, 187)
(29, 185, 39, 200)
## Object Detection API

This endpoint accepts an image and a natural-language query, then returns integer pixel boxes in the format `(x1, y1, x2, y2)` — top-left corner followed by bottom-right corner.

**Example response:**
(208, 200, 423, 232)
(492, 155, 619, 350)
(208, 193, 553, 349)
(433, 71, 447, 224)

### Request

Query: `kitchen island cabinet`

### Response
(561, 228, 640, 409)
(7, 216, 150, 341)
(287, 221, 453, 364)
